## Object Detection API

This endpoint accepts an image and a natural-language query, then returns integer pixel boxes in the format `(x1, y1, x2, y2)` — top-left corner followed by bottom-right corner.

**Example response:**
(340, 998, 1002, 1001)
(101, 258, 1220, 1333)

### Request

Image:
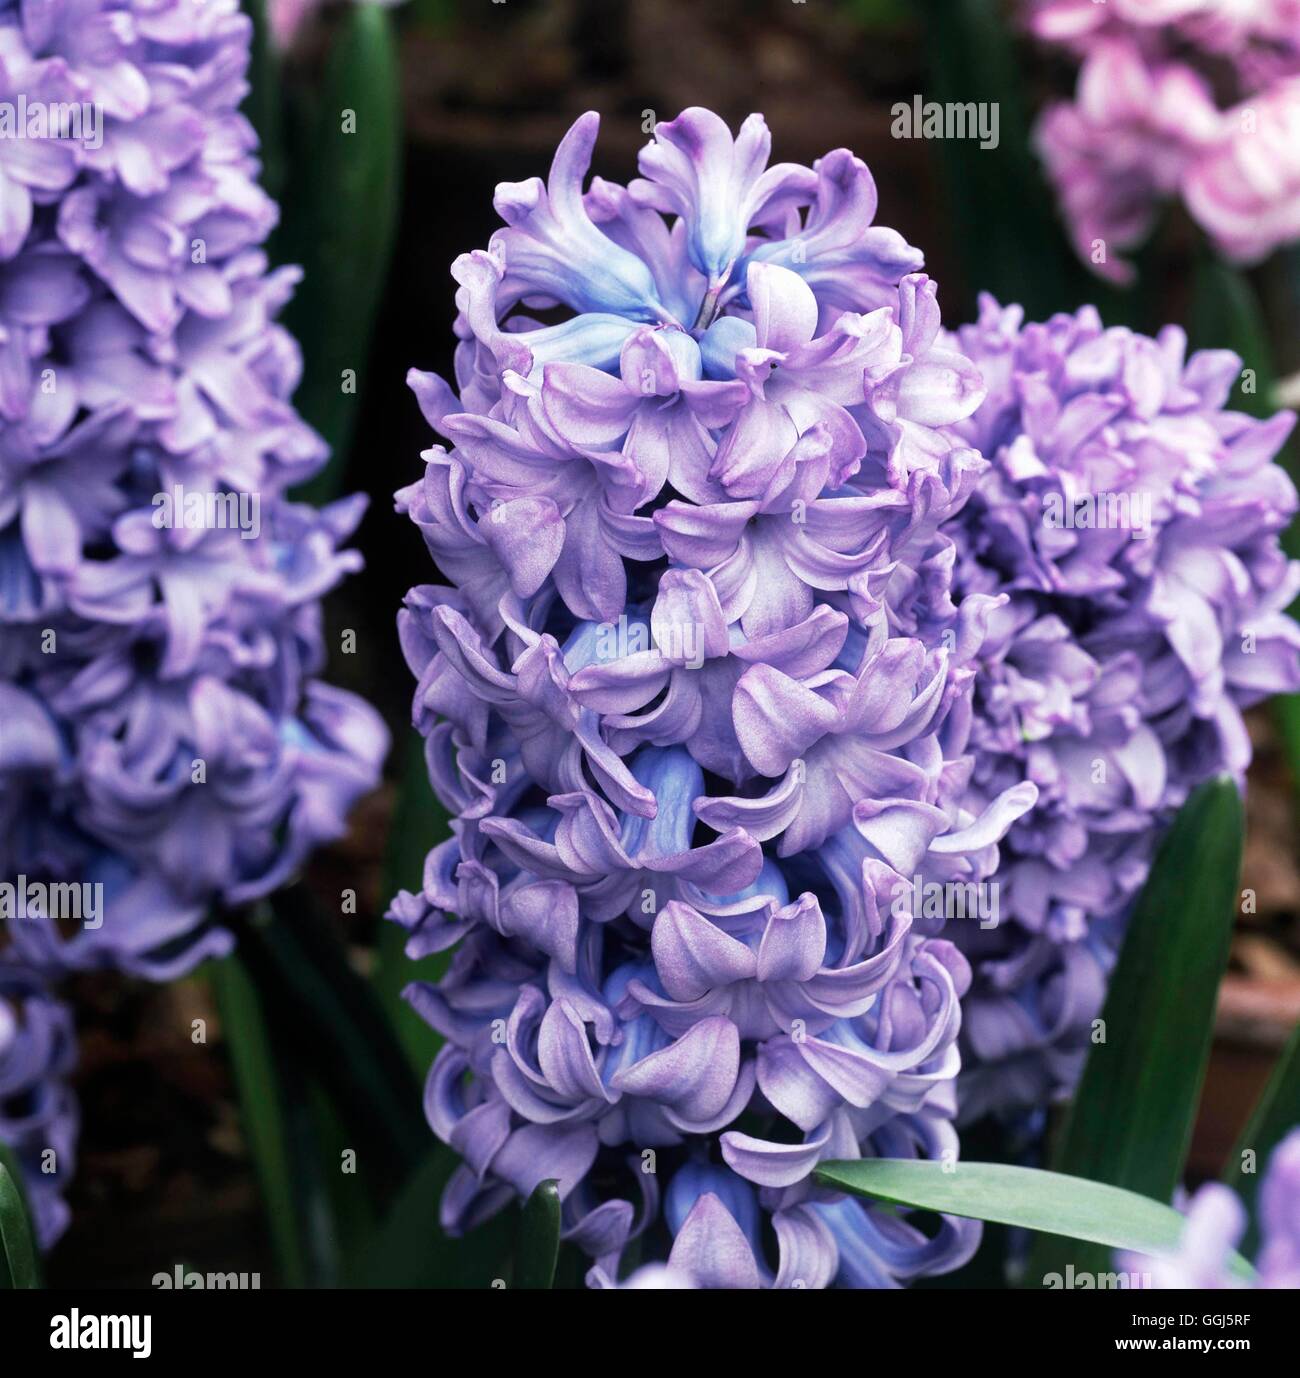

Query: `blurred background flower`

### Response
(0, 0, 386, 1248)
(1026, 0, 1300, 279)
(1120, 1126, 1300, 1287)
(949, 296, 1300, 1123)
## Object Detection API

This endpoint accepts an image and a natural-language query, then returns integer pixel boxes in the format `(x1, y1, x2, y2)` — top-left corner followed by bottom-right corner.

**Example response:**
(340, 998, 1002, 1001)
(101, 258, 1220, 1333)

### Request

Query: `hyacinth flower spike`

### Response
(390, 107, 1037, 1288)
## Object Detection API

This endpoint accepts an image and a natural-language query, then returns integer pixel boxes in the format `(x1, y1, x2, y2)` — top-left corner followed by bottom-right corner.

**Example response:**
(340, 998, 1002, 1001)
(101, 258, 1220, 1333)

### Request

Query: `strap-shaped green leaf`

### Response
(1223, 1019, 1300, 1256)
(282, 2, 402, 504)
(1190, 260, 1277, 422)
(373, 733, 454, 1077)
(349, 1147, 517, 1288)
(1026, 774, 1244, 1284)
(231, 888, 429, 1187)
(242, 0, 285, 204)
(0, 1160, 40, 1290)
(814, 1158, 1252, 1279)
(919, 0, 1075, 322)
(515, 1179, 561, 1290)
(211, 953, 339, 1287)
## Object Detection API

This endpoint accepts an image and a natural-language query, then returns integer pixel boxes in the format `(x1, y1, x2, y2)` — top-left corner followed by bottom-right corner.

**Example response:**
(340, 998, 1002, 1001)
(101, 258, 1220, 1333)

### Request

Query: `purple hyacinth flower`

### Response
(946, 295, 1300, 1122)
(1033, 40, 1223, 285)
(0, 0, 387, 981)
(391, 108, 1037, 1288)
(1025, 4, 1300, 274)
(1184, 78, 1300, 265)
(1119, 1128, 1300, 1288)
(1, 0, 388, 1234)
(1025, 1, 1300, 88)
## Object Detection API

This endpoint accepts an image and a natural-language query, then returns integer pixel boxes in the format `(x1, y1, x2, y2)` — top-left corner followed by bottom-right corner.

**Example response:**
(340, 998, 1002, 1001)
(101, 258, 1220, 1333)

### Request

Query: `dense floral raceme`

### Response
(1119, 1127, 1300, 1288)
(390, 106, 1043, 1288)
(0, 0, 387, 1235)
(946, 295, 1300, 1122)
(1025, 2, 1300, 280)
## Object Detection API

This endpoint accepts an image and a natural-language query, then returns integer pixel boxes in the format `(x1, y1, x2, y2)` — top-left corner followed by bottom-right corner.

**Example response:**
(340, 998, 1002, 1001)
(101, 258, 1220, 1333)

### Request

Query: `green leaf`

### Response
(373, 733, 454, 1077)
(281, 3, 402, 504)
(919, 0, 1076, 321)
(304, 1082, 378, 1272)
(364, 736, 498, 1283)
(515, 1179, 561, 1289)
(349, 1147, 517, 1288)
(221, 889, 457, 1285)
(1274, 693, 1300, 780)
(230, 889, 429, 1201)
(911, 1116, 1019, 1289)
(1189, 259, 1276, 422)
(813, 1158, 1252, 1279)
(211, 953, 338, 1287)
(242, 0, 286, 204)
(1026, 774, 1244, 1284)
(1197, 264, 1300, 756)
(1224, 1019, 1300, 1256)
(0, 1161, 40, 1290)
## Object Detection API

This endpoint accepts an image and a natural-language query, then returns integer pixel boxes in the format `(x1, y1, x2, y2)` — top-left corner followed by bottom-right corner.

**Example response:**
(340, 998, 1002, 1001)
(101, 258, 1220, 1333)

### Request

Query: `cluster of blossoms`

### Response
(1121, 1128, 1300, 1287)
(947, 295, 1300, 1121)
(0, 0, 387, 1243)
(1025, 0, 1300, 280)
(390, 106, 1043, 1288)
